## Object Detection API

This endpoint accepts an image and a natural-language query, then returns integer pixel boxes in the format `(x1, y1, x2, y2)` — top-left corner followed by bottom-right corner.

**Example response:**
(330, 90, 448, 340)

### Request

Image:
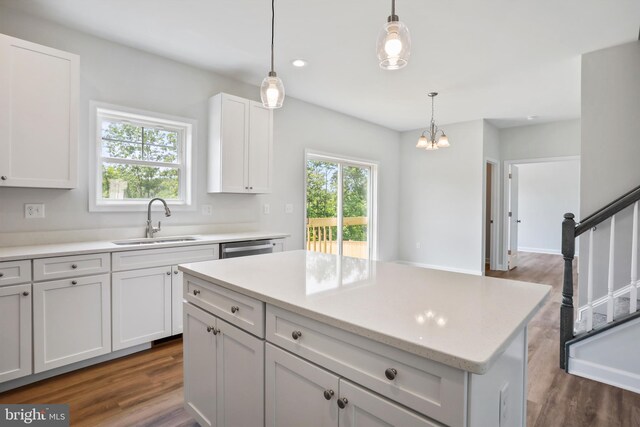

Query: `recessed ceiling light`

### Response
(527, 115, 538, 120)
(291, 59, 307, 67)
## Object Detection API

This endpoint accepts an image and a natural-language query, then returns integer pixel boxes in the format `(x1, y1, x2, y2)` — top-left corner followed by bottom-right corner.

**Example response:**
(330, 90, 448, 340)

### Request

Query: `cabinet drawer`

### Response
(0, 260, 31, 286)
(112, 244, 219, 272)
(33, 253, 109, 281)
(266, 305, 467, 427)
(184, 274, 265, 338)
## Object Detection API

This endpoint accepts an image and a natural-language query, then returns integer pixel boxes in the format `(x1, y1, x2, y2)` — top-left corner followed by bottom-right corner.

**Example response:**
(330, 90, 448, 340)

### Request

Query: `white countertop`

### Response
(0, 231, 289, 262)
(179, 250, 550, 374)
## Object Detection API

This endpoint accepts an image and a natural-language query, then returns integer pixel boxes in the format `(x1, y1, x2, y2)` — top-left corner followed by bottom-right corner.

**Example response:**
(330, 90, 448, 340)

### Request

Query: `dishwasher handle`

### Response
(222, 243, 274, 254)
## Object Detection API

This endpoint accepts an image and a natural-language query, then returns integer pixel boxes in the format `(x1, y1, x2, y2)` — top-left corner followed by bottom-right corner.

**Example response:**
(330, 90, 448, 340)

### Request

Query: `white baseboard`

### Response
(517, 247, 580, 256)
(394, 260, 482, 276)
(568, 358, 640, 394)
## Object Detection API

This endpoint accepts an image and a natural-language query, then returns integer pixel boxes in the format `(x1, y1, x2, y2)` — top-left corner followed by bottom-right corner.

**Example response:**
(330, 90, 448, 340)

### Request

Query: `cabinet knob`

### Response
(207, 326, 212, 333)
(0, 176, 6, 181)
(193, 289, 201, 296)
(249, 187, 253, 190)
(22, 291, 30, 296)
(231, 305, 240, 314)
(212, 327, 220, 335)
(71, 264, 78, 269)
(323, 389, 334, 400)
(384, 368, 398, 380)
(0, 272, 4, 277)
(71, 280, 78, 285)
(291, 330, 302, 340)
(337, 397, 348, 409)
(166, 271, 171, 275)
(174, 270, 179, 275)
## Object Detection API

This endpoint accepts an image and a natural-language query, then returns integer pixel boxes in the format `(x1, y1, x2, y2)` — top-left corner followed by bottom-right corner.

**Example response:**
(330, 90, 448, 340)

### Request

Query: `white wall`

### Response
(500, 119, 581, 161)
(578, 41, 640, 306)
(517, 161, 580, 254)
(397, 120, 485, 275)
(0, 6, 400, 260)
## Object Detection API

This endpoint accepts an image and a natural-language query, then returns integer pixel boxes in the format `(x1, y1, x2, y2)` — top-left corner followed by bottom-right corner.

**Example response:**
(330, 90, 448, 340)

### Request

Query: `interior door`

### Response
(508, 165, 519, 270)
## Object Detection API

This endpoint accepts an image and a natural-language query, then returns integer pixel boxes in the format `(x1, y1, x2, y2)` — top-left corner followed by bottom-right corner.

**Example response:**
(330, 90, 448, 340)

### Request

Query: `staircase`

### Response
(560, 184, 640, 393)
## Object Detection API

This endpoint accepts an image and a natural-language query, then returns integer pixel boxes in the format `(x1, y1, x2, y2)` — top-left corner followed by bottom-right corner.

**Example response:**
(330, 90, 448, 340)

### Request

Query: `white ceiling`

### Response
(2, 0, 639, 131)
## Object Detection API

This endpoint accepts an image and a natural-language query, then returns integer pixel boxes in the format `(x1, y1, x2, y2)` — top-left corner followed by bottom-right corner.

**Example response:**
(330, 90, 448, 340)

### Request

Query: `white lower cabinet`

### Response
(184, 303, 264, 427)
(0, 284, 32, 383)
(266, 343, 339, 427)
(338, 380, 441, 427)
(265, 343, 439, 427)
(33, 274, 111, 373)
(112, 266, 172, 350)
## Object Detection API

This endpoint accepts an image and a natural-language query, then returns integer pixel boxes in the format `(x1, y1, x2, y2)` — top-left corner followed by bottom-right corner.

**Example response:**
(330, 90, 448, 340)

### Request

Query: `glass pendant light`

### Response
(377, 0, 411, 70)
(260, 0, 285, 108)
(416, 92, 451, 151)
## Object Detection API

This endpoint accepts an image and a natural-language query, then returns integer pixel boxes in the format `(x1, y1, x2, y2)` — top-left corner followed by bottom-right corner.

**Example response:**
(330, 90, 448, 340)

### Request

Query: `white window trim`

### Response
(89, 101, 197, 212)
(304, 149, 379, 260)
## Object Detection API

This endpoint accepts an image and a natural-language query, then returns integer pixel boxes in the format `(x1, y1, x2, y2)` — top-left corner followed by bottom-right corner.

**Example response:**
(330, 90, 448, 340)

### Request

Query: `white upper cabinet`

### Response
(208, 93, 273, 194)
(0, 33, 79, 189)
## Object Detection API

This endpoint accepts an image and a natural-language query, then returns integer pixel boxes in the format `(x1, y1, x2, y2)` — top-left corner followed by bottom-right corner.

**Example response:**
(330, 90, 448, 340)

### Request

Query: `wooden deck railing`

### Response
(306, 217, 368, 258)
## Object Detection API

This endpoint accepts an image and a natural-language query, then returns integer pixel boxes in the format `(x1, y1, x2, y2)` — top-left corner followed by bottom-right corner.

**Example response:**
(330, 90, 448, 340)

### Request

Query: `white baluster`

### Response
(587, 227, 595, 331)
(607, 216, 615, 322)
(631, 201, 639, 313)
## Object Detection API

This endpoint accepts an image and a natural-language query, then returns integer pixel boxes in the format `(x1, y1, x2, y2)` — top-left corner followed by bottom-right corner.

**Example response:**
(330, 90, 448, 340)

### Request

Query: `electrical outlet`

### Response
(201, 205, 213, 216)
(285, 204, 293, 214)
(25, 203, 45, 219)
(263, 204, 270, 215)
(499, 382, 509, 427)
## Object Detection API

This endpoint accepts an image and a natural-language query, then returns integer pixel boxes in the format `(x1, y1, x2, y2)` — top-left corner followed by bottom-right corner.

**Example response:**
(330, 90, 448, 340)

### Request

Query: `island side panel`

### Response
(467, 328, 527, 427)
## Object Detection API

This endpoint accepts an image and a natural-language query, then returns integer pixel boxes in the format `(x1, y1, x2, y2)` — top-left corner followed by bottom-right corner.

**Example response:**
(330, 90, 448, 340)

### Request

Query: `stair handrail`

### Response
(560, 183, 640, 369)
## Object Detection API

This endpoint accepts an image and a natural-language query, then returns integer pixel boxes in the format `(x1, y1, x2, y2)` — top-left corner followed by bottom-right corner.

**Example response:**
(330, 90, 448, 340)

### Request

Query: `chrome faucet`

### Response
(146, 198, 171, 238)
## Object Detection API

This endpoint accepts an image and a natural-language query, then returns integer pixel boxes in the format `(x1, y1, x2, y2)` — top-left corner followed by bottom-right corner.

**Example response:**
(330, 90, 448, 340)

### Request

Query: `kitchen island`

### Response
(179, 250, 550, 427)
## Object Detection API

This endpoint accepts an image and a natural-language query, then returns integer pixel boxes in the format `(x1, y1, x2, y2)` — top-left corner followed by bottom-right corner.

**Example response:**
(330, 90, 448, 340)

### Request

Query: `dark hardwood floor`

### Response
(2, 252, 639, 426)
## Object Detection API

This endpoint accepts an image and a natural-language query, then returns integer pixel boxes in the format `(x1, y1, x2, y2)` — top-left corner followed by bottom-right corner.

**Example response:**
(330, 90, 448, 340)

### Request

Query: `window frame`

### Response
(89, 101, 196, 212)
(304, 149, 379, 260)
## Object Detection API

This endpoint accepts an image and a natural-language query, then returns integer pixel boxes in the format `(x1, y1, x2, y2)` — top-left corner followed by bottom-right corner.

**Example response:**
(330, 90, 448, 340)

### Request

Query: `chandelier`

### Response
(416, 92, 450, 151)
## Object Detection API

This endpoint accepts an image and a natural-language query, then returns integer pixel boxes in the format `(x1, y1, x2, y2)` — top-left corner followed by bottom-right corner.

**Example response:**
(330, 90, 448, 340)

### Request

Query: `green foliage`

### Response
(306, 160, 369, 242)
(100, 121, 180, 200)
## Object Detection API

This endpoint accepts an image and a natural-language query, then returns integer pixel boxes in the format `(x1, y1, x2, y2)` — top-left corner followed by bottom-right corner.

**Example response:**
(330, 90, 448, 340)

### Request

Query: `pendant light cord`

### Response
(391, 0, 396, 17)
(270, 0, 275, 73)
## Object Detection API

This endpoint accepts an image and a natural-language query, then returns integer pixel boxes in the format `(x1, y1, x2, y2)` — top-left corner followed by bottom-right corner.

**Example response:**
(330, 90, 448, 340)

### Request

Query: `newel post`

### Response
(560, 213, 576, 369)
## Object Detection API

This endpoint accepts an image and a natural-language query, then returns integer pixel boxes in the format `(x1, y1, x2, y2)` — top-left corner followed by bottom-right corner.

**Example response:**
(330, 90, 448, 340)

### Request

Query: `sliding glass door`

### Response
(305, 153, 375, 259)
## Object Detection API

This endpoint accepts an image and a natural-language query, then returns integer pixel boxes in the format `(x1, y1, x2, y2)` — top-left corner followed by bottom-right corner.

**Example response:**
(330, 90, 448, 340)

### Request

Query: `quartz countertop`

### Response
(179, 250, 550, 374)
(0, 231, 289, 262)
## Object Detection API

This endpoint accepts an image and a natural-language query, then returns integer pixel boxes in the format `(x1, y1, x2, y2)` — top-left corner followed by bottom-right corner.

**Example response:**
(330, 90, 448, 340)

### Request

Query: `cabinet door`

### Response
(338, 380, 441, 427)
(247, 101, 273, 193)
(112, 266, 172, 350)
(220, 94, 249, 193)
(171, 266, 184, 335)
(217, 318, 264, 427)
(0, 34, 78, 189)
(0, 284, 32, 383)
(33, 274, 110, 373)
(265, 343, 339, 427)
(184, 303, 218, 427)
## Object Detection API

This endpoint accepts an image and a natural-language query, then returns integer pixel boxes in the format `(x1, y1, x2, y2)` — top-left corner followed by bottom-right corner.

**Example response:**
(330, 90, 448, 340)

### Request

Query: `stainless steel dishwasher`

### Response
(220, 239, 275, 259)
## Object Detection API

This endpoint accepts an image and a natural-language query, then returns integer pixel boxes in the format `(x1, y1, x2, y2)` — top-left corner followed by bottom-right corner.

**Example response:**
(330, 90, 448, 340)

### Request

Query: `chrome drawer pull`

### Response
(71, 264, 78, 269)
(193, 289, 201, 296)
(231, 306, 240, 314)
(291, 330, 302, 340)
(323, 390, 334, 400)
(22, 291, 30, 296)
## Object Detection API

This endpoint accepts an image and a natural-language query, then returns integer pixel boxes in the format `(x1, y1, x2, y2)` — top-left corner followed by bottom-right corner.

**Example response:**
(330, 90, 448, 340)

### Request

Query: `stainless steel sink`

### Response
(112, 236, 200, 246)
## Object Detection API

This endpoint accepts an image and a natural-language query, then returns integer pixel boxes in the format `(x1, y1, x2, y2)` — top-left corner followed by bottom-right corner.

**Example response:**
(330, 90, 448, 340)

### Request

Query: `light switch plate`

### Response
(25, 203, 45, 219)
(285, 204, 293, 214)
(263, 204, 270, 215)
